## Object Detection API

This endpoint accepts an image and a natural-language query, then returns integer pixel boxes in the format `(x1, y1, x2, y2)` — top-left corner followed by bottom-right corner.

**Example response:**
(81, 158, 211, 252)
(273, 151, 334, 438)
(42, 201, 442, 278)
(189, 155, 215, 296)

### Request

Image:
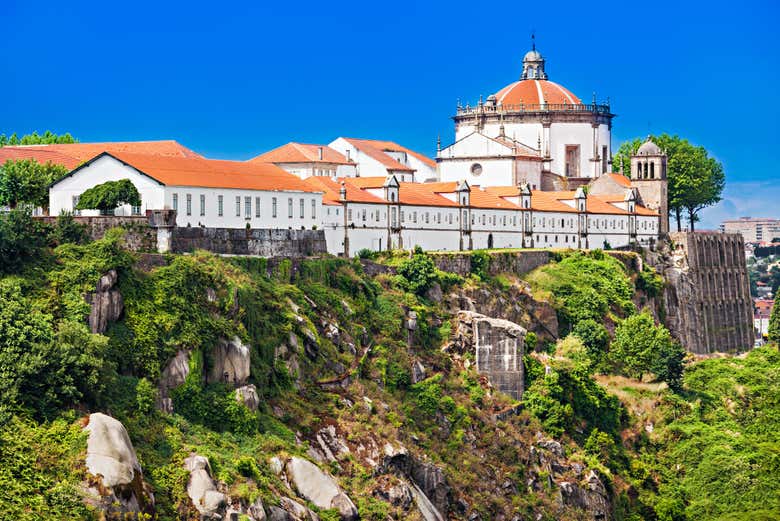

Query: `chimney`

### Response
(318, 146, 324, 160)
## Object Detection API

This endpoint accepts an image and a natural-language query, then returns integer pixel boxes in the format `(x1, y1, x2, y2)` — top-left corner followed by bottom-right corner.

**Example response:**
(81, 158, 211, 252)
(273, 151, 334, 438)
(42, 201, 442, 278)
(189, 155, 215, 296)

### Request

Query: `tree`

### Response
(610, 310, 684, 389)
(0, 130, 78, 146)
(0, 159, 67, 210)
(76, 179, 141, 214)
(768, 300, 780, 345)
(613, 134, 725, 231)
(571, 319, 610, 367)
(0, 209, 48, 274)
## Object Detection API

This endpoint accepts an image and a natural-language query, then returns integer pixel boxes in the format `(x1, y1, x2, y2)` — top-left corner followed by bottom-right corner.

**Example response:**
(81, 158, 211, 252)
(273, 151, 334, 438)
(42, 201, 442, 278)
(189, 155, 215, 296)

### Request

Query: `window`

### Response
(200, 194, 205, 216)
(602, 145, 608, 173)
(400, 210, 405, 223)
(650, 162, 655, 179)
(245, 197, 251, 218)
(72, 195, 81, 216)
(425, 212, 429, 224)
(235, 196, 241, 217)
(565, 145, 580, 177)
(186, 194, 192, 216)
(362, 209, 366, 222)
(470, 163, 482, 175)
(255, 197, 261, 217)
(172, 193, 178, 212)
(272, 197, 277, 218)
(218, 195, 223, 216)
(311, 199, 316, 219)
(348, 209, 353, 221)
(299, 199, 304, 218)
(288, 198, 293, 218)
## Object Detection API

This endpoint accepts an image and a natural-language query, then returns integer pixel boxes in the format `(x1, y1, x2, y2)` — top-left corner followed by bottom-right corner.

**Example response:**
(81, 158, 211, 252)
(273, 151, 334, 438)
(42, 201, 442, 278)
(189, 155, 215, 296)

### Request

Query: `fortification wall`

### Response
(36, 215, 157, 251)
(170, 227, 326, 257)
(660, 232, 753, 353)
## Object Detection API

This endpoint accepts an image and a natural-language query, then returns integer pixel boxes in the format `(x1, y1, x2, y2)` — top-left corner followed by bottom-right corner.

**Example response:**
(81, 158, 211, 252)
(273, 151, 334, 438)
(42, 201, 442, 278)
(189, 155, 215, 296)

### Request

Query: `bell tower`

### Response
(631, 137, 668, 235)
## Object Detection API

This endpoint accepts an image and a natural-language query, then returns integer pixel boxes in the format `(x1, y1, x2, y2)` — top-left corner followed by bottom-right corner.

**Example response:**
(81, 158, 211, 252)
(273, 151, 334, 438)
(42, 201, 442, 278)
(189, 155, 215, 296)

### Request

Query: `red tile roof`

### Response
(80, 152, 319, 193)
(495, 79, 582, 106)
(608, 173, 632, 187)
(469, 187, 521, 210)
(343, 138, 436, 171)
(250, 143, 353, 165)
(344, 176, 389, 189)
(0, 140, 202, 170)
(0, 147, 83, 169)
(398, 183, 458, 207)
(303, 176, 385, 204)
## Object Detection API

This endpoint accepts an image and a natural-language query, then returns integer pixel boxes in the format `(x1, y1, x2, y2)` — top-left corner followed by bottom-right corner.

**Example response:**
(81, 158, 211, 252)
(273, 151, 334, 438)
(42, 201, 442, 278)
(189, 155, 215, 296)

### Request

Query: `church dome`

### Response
(637, 139, 662, 155)
(495, 79, 582, 106)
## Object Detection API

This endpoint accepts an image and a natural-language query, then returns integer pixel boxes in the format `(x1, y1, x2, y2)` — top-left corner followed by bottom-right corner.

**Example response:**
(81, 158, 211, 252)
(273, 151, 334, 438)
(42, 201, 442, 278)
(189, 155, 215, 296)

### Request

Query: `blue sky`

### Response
(3, 0, 778, 228)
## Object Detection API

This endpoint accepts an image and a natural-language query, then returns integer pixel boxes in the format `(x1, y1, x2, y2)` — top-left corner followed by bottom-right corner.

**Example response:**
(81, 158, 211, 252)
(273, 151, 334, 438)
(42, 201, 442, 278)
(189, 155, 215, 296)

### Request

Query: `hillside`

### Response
(0, 214, 778, 521)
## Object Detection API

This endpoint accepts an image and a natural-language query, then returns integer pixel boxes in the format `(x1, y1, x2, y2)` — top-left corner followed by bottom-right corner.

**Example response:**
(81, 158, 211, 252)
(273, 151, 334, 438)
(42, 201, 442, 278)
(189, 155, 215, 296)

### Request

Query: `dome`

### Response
(495, 79, 582, 106)
(637, 139, 662, 155)
(524, 49, 543, 61)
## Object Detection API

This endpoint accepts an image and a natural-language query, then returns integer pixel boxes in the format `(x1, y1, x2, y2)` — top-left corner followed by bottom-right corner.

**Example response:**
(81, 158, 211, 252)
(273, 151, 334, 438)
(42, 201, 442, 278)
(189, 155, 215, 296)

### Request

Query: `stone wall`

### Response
(452, 311, 525, 400)
(171, 227, 326, 257)
(659, 232, 753, 353)
(430, 250, 552, 277)
(36, 215, 157, 251)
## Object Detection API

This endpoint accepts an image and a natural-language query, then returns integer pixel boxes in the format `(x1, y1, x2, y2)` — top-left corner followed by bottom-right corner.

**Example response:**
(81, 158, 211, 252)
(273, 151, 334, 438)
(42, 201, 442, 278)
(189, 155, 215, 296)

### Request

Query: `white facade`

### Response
(440, 46, 613, 186)
(329, 137, 437, 182)
(275, 162, 357, 180)
(49, 155, 322, 230)
(438, 132, 543, 188)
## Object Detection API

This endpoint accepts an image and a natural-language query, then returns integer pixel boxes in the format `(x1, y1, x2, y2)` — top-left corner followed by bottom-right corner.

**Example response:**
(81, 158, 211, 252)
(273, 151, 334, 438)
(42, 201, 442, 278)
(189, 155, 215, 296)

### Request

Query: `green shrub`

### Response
(470, 250, 490, 279)
(397, 252, 438, 296)
(0, 209, 49, 274)
(356, 248, 377, 260)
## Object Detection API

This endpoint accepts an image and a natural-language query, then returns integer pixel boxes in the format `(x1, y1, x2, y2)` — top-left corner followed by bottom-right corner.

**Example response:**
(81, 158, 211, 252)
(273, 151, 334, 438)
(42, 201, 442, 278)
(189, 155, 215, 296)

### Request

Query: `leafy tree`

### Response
(76, 179, 141, 214)
(571, 319, 610, 366)
(610, 310, 683, 387)
(47, 211, 89, 246)
(397, 250, 439, 296)
(0, 281, 109, 420)
(768, 300, 780, 344)
(0, 159, 67, 210)
(613, 134, 725, 231)
(0, 130, 77, 146)
(0, 209, 48, 274)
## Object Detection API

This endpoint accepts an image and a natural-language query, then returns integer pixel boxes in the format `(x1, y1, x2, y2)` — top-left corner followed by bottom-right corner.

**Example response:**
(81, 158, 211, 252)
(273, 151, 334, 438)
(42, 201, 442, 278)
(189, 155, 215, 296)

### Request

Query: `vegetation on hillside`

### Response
(0, 225, 777, 520)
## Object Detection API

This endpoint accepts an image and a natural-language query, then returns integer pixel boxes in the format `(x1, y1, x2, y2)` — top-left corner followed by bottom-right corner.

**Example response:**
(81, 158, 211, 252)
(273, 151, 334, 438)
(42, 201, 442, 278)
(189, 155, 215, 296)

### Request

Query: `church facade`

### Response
(438, 44, 613, 190)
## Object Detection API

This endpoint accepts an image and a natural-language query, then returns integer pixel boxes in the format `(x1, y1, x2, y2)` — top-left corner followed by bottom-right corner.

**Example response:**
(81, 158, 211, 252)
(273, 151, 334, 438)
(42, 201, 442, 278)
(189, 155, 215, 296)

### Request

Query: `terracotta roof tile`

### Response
(344, 138, 436, 172)
(605, 172, 632, 187)
(0, 147, 83, 169)
(398, 183, 458, 207)
(89, 152, 319, 193)
(343, 176, 389, 189)
(250, 143, 353, 165)
(0, 141, 203, 171)
(303, 176, 385, 204)
(495, 79, 582, 106)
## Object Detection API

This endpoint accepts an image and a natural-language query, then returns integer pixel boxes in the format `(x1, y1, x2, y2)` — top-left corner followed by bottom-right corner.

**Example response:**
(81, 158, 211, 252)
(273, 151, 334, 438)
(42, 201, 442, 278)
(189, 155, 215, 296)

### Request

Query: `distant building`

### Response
(754, 298, 774, 337)
(328, 138, 437, 182)
(721, 217, 780, 243)
(249, 142, 356, 179)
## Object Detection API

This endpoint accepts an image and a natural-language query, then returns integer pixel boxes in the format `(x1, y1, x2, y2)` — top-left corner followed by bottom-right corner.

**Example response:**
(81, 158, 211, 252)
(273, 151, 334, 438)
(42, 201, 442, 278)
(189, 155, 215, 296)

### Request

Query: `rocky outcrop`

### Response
(268, 497, 320, 521)
(448, 284, 558, 343)
(87, 269, 124, 334)
(236, 384, 261, 411)
(157, 349, 190, 413)
(558, 470, 610, 520)
(451, 311, 526, 400)
(83, 413, 154, 517)
(207, 336, 251, 386)
(285, 457, 358, 520)
(184, 454, 227, 518)
(377, 443, 452, 519)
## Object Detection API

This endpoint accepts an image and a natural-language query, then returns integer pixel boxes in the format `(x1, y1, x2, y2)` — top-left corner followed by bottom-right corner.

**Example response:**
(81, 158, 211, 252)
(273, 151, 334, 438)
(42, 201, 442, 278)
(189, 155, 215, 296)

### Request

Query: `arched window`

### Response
(650, 162, 655, 179)
(643, 162, 648, 178)
(390, 192, 396, 202)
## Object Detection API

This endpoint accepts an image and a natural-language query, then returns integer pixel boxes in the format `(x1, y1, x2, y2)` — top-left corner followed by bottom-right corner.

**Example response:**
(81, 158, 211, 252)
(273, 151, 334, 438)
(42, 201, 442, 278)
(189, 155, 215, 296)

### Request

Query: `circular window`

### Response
(470, 163, 483, 176)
